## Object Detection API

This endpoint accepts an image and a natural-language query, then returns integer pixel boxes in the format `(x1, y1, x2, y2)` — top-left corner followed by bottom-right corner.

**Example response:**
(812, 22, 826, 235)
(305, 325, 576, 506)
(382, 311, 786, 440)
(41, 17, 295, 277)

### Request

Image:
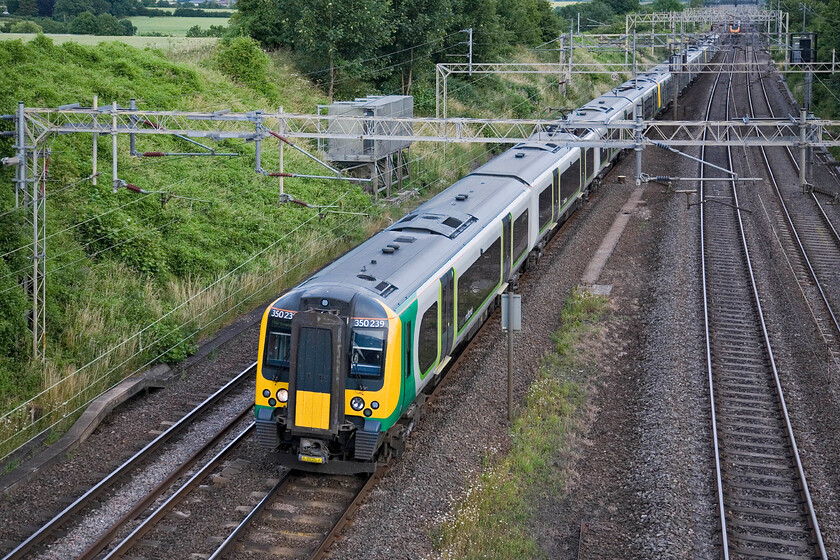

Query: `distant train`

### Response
(254, 34, 721, 474)
(729, 21, 741, 33)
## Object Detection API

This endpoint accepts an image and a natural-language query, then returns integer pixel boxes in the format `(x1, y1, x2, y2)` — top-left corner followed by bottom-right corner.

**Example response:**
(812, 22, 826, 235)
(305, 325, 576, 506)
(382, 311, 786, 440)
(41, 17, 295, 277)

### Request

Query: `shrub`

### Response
(9, 20, 42, 32)
(215, 36, 276, 97)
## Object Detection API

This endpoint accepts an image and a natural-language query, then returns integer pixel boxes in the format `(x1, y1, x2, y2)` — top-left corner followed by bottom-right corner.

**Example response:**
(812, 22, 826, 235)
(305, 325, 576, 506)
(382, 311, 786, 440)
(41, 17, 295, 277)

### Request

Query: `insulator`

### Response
(125, 183, 145, 193)
(268, 130, 293, 146)
(142, 152, 166, 157)
(268, 172, 293, 177)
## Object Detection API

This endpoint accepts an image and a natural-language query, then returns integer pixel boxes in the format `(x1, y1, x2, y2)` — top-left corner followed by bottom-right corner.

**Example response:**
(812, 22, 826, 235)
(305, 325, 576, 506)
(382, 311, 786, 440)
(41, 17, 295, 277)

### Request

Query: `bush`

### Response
(215, 36, 276, 97)
(9, 20, 42, 32)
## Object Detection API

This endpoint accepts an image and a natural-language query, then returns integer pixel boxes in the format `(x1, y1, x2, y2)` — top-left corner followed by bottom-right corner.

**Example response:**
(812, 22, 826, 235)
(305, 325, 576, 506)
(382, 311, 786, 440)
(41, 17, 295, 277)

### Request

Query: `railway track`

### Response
(743, 37, 840, 361)
(206, 469, 382, 560)
(700, 37, 827, 559)
(1, 363, 257, 560)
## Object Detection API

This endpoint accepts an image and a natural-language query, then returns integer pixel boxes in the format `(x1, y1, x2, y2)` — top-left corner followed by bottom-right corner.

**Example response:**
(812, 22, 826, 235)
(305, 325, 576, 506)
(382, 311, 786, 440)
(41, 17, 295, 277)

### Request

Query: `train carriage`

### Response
(255, 32, 721, 473)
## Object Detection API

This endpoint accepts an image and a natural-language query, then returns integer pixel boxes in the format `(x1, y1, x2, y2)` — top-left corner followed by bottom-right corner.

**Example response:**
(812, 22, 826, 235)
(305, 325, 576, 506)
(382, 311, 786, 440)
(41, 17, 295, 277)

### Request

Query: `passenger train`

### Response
(254, 33, 721, 474)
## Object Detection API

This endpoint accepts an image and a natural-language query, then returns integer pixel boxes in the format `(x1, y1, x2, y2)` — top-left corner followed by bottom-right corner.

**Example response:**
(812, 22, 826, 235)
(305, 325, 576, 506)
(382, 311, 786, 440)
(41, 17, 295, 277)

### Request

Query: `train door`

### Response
(440, 269, 455, 358)
(287, 310, 346, 434)
(401, 318, 413, 410)
(503, 215, 512, 282)
(552, 168, 560, 217)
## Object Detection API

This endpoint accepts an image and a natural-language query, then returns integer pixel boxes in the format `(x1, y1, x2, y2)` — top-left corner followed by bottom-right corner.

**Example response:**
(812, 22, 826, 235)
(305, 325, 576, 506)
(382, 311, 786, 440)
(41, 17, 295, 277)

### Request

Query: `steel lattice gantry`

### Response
(9, 105, 840, 359)
(19, 106, 840, 148)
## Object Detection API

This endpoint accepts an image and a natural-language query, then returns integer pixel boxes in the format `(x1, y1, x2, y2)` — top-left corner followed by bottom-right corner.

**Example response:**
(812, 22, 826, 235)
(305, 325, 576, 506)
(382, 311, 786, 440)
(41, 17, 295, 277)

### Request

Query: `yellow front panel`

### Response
(295, 391, 331, 430)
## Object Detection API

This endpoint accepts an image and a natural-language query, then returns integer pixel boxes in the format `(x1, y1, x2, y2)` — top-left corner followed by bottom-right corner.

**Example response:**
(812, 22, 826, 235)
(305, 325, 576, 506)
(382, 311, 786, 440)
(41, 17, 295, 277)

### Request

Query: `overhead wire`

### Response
(0, 186, 362, 426)
(1, 23, 553, 454)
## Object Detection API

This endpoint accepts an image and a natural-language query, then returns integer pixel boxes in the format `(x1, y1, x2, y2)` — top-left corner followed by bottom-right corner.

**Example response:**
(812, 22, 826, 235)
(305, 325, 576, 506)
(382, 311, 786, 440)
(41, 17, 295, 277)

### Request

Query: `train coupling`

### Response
(298, 438, 329, 465)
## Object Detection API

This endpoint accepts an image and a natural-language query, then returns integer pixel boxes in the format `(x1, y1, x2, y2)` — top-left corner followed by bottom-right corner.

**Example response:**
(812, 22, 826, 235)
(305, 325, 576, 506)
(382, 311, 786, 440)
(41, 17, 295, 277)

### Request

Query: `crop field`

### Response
(0, 33, 217, 48)
(129, 16, 230, 36)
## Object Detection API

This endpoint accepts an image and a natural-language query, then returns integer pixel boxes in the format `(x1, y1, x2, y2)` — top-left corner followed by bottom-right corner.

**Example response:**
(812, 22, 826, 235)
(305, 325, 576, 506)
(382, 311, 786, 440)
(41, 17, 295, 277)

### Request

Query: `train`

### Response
(254, 33, 721, 474)
(729, 21, 741, 33)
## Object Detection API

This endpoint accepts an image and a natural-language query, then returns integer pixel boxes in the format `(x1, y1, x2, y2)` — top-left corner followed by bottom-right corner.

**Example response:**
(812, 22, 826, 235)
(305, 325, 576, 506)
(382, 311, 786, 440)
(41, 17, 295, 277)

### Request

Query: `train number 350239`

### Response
(353, 319, 387, 328)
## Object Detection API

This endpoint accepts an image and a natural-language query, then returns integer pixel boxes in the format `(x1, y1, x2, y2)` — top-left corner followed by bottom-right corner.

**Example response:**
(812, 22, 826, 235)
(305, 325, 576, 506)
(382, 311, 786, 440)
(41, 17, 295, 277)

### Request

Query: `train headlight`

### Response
(262, 389, 271, 398)
(350, 396, 365, 411)
(276, 389, 289, 403)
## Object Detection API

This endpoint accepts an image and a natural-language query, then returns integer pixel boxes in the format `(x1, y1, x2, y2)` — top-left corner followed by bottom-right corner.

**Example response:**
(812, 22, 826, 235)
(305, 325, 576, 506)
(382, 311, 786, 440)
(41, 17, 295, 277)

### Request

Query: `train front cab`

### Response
(255, 288, 402, 473)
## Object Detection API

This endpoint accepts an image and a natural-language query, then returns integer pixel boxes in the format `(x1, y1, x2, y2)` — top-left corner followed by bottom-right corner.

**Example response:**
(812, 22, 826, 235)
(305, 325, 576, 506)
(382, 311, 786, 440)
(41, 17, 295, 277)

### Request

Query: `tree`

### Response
(234, 0, 290, 48)
(119, 17, 135, 34)
(15, 0, 37, 15)
(651, 0, 683, 12)
(292, 0, 393, 98)
(91, 0, 110, 14)
(602, 0, 639, 16)
(389, 0, 453, 93)
(558, 1, 616, 29)
(449, 0, 504, 61)
(96, 12, 124, 33)
(54, 0, 93, 16)
(70, 10, 98, 32)
(36, 0, 55, 16)
(498, 0, 561, 46)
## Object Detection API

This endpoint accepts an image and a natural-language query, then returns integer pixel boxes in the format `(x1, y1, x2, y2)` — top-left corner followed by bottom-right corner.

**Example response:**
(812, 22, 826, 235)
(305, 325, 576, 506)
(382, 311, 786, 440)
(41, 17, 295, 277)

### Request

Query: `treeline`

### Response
(556, 0, 704, 32)
(4, 0, 232, 18)
(171, 6, 233, 17)
(7, 0, 149, 18)
(235, 0, 563, 99)
(2, 12, 136, 34)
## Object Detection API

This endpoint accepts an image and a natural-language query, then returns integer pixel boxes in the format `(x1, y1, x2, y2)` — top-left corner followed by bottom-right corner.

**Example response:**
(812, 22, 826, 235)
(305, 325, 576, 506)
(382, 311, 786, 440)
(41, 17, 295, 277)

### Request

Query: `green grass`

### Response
(0, 34, 497, 462)
(0, 33, 217, 49)
(128, 16, 230, 37)
(434, 288, 609, 559)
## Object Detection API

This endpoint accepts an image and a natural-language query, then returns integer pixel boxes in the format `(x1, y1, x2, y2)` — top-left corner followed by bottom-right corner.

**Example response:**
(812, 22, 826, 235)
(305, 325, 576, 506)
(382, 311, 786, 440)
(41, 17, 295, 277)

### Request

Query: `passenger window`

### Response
(512, 210, 529, 263)
(350, 329, 385, 379)
(561, 159, 580, 203)
(457, 237, 501, 330)
(538, 184, 552, 230)
(418, 302, 438, 375)
(263, 319, 291, 381)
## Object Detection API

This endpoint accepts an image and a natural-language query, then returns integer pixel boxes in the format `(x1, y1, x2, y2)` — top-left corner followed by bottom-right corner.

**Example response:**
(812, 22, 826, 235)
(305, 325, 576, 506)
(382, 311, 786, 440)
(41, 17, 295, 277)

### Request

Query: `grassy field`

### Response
(129, 15, 230, 36)
(0, 33, 217, 48)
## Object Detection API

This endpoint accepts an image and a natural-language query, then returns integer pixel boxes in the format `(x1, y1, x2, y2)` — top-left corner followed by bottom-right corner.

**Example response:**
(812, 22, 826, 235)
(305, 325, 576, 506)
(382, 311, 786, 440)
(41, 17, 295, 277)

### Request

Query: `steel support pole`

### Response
(800, 108, 807, 192)
(129, 98, 136, 156)
(16, 102, 25, 208)
(625, 14, 629, 67)
(568, 21, 574, 88)
(35, 148, 46, 361)
(111, 101, 118, 191)
(635, 104, 643, 186)
(435, 67, 440, 119)
(277, 107, 284, 199)
(92, 95, 98, 186)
